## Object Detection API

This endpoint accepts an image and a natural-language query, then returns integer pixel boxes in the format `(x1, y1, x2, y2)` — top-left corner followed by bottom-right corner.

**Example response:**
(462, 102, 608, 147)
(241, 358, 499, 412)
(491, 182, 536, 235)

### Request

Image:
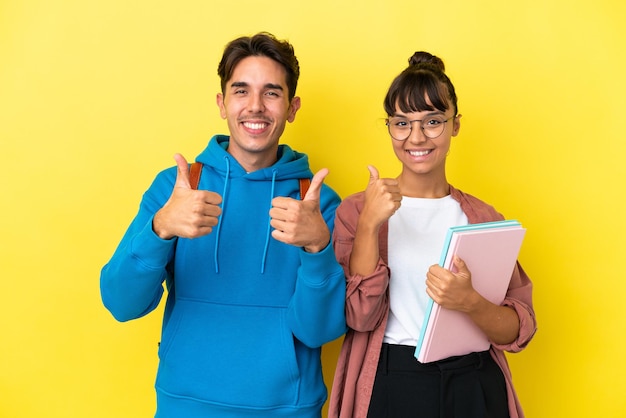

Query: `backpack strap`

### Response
(299, 178, 311, 200)
(189, 162, 310, 200)
(190, 162, 203, 190)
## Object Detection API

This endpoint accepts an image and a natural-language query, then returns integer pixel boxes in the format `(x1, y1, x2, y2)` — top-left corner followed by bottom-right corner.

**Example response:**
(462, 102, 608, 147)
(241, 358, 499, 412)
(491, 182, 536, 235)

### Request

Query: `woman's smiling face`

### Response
(390, 102, 460, 179)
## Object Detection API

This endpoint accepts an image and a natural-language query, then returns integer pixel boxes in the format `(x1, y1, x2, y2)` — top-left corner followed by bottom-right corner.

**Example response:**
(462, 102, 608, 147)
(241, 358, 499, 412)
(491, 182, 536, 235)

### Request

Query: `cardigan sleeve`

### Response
(333, 193, 390, 332)
(492, 262, 537, 352)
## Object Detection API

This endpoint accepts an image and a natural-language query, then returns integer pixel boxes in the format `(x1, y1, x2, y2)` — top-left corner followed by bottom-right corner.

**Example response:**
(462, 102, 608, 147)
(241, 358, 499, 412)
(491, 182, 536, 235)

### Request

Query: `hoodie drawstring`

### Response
(260, 169, 278, 274)
(213, 156, 230, 274)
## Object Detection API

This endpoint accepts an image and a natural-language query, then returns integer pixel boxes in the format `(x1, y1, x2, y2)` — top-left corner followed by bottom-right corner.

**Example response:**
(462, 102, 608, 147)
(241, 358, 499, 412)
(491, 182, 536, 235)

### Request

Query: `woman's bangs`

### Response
(396, 77, 449, 114)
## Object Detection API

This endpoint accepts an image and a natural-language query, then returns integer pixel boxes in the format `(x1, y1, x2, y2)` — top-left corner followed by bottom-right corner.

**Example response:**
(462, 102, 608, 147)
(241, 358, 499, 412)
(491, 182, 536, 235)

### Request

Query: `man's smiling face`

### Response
(216, 55, 301, 171)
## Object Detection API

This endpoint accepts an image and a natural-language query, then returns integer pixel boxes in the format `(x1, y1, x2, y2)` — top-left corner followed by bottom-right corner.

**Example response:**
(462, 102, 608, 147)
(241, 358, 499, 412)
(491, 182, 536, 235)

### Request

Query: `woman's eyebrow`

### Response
(392, 110, 445, 118)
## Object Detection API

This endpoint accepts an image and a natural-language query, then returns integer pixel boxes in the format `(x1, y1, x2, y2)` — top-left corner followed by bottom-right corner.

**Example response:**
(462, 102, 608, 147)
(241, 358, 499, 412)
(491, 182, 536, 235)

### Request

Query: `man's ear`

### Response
(287, 96, 301, 123)
(216, 93, 226, 119)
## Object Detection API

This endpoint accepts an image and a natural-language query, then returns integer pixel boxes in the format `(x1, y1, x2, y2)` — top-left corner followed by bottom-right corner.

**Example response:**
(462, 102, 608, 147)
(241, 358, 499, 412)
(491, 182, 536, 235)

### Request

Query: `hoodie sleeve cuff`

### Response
(128, 216, 178, 269)
(298, 243, 342, 286)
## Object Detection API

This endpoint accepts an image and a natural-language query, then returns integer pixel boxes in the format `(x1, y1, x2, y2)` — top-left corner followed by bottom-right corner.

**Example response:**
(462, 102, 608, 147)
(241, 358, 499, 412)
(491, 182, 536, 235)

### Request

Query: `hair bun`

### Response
(408, 51, 445, 72)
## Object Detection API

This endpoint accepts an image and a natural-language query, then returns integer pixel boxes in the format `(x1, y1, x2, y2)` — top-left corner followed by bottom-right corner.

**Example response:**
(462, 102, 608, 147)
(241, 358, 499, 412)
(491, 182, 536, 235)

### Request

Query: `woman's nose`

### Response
(407, 121, 427, 143)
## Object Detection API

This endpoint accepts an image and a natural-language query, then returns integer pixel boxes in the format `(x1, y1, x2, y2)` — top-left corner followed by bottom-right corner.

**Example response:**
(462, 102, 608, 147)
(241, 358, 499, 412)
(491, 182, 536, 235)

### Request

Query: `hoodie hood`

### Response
(196, 135, 313, 182)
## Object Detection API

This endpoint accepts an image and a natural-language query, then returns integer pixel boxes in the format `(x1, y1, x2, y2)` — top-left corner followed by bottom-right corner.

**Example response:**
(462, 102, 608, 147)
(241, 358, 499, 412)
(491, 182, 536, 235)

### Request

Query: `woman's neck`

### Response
(397, 171, 449, 198)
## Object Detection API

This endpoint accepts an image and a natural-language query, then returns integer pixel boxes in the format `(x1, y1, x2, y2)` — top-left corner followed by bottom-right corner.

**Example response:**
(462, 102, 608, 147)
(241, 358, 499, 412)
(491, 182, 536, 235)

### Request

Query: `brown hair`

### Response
(383, 51, 458, 117)
(217, 32, 300, 100)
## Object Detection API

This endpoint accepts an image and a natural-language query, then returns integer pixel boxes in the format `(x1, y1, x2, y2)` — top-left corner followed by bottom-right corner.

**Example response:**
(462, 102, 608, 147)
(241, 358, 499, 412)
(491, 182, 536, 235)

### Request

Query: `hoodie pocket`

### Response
(157, 299, 301, 408)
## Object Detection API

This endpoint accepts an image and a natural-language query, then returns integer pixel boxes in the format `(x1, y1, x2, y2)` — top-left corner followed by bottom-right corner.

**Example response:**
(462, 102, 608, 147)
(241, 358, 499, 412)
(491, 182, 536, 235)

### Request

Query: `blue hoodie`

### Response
(101, 135, 347, 417)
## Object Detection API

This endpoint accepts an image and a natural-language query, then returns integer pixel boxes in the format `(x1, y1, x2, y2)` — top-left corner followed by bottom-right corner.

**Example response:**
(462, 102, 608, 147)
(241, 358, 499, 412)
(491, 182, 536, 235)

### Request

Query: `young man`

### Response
(100, 32, 346, 418)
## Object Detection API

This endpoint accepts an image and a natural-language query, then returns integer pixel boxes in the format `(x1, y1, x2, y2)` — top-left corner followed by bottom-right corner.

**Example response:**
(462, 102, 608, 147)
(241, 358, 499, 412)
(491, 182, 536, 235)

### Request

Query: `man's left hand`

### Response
(269, 168, 331, 253)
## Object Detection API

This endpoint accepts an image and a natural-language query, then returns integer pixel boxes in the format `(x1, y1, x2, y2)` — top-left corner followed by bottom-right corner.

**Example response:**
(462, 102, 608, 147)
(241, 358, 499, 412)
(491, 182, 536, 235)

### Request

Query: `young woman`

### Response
(328, 52, 537, 418)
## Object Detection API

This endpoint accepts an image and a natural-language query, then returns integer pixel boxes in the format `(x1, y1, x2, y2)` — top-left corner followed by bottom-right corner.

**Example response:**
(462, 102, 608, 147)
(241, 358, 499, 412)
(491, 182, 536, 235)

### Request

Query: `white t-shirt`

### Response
(384, 195, 468, 346)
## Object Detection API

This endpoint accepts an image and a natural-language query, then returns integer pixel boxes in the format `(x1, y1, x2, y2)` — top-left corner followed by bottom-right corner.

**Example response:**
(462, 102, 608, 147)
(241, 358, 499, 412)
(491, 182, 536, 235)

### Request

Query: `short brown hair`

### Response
(217, 32, 300, 100)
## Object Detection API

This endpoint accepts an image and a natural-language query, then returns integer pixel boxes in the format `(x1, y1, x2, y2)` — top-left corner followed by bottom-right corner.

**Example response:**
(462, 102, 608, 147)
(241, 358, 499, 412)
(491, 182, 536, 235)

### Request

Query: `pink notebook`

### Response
(415, 220, 526, 363)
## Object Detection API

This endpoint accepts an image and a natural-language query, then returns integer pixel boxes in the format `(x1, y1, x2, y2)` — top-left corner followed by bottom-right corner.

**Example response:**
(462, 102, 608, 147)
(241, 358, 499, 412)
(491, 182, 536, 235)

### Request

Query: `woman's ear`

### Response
(452, 114, 462, 136)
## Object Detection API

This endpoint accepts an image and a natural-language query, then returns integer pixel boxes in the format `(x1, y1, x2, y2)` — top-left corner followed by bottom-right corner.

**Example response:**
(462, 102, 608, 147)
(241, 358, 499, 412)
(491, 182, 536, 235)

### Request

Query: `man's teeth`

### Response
(244, 122, 266, 129)
(409, 150, 431, 156)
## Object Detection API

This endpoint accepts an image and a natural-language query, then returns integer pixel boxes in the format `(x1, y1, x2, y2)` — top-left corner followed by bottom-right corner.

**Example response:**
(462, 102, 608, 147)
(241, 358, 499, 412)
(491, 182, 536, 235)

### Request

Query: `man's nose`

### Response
(247, 94, 265, 112)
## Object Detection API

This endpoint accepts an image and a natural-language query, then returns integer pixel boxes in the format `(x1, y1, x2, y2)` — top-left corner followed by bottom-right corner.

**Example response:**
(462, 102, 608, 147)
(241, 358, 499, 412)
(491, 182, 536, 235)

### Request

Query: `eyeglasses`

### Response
(385, 115, 454, 141)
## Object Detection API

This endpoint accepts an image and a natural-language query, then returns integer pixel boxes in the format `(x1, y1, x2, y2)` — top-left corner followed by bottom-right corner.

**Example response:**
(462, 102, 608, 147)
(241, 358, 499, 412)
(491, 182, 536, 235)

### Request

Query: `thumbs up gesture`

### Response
(269, 168, 331, 253)
(153, 153, 223, 240)
(361, 165, 402, 229)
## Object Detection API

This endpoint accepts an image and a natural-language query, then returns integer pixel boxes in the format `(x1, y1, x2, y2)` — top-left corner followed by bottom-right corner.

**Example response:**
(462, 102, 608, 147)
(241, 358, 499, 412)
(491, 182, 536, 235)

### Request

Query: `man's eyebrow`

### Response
(229, 81, 249, 88)
(229, 81, 284, 91)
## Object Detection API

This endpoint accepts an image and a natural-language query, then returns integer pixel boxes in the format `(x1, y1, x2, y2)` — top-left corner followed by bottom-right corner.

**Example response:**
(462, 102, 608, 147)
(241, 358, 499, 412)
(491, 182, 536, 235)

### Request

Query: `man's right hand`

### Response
(153, 153, 222, 240)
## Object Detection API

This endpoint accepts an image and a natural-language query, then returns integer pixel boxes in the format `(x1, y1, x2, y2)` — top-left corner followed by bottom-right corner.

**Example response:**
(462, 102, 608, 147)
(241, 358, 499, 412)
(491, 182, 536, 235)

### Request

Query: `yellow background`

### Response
(2, 0, 625, 417)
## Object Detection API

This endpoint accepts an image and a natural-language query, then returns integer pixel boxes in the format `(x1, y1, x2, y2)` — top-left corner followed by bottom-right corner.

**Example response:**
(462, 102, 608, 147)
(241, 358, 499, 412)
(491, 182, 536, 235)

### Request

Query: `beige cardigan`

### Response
(328, 186, 537, 418)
